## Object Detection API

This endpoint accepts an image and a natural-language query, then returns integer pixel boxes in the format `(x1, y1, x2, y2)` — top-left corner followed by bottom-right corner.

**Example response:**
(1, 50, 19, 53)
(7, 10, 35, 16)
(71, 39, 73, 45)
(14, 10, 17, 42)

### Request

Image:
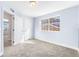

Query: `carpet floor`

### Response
(3, 39, 79, 57)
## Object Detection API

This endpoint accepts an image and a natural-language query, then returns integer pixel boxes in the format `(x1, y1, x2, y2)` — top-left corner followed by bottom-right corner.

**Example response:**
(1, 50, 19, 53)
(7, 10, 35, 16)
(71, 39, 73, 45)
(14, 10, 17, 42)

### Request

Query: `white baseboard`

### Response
(36, 38, 79, 51)
(13, 38, 33, 45)
(14, 38, 79, 52)
(13, 40, 25, 45)
(0, 52, 3, 56)
(77, 49, 79, 53)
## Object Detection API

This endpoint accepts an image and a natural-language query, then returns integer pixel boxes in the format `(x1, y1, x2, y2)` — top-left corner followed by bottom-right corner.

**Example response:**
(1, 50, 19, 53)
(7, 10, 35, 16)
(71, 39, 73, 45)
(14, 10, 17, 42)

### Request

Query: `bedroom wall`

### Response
(34, 5, 79, 50)
(0, 7, 3, 56)
(0, 2, 4, 56)
(23, 16, 33, 40)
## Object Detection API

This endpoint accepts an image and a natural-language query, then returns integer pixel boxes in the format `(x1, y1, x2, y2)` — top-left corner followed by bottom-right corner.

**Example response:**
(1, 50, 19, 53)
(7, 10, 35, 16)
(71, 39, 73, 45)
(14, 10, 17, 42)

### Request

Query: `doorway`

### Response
(3, 11, 14, 47)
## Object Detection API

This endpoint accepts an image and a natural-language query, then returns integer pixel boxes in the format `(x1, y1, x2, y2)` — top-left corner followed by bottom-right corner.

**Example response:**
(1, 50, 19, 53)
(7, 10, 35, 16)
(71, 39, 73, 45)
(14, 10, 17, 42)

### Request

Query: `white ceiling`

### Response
(1, 1, 79, 17)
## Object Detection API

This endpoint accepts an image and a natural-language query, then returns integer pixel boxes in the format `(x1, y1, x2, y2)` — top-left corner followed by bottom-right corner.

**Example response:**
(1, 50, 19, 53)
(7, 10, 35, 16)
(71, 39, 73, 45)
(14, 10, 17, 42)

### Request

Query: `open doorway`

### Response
(3, 11, 14, 47)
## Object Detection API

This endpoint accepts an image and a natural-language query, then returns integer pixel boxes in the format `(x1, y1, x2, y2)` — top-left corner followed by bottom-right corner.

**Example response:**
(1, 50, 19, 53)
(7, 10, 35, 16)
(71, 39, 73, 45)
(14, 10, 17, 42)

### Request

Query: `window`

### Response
(41, 19, 48, 31)
(41, 16, 60, 32)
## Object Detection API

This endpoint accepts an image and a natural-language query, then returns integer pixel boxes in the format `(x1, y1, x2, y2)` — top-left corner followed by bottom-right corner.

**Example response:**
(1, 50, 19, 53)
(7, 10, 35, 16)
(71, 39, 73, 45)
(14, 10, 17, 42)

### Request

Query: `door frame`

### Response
(3, 9, 14, 46)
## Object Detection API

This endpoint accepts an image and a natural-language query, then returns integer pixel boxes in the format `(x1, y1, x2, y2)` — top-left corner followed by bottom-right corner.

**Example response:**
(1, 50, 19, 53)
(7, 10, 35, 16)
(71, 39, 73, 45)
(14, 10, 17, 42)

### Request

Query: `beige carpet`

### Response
(3, 39, 79, 57)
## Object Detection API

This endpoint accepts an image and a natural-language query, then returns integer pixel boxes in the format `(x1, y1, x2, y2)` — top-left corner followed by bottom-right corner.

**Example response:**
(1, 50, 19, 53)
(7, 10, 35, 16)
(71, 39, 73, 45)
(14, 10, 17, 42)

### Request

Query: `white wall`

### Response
(77, 6, 79, 48)
(35, 6, 79, 50)
(0, 3, 3, 56)
(0, 7, 3, 56)
(23, 16, 33, 40)
(0, 2, 4, 56)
